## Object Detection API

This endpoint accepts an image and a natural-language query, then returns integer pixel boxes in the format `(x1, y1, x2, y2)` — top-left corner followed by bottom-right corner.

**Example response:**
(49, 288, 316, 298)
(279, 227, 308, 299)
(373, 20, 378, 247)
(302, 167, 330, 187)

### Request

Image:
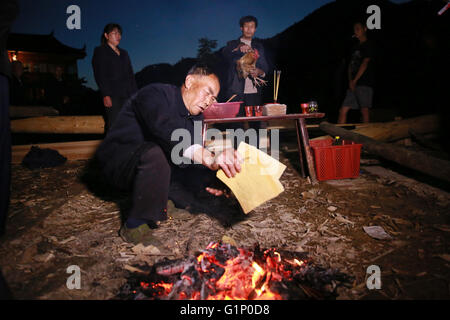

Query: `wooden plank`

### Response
(312, 114, 440, 142)
(11, 140, 102, 164)
(10, 106, 59, 118)
(11, 116, 105, 134)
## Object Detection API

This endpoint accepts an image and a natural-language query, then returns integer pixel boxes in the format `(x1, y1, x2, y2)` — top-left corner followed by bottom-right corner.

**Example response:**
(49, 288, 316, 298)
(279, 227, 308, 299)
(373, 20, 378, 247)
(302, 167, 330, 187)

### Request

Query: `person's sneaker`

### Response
(166, 200, 191, 219)
(119, 223, 164, 247)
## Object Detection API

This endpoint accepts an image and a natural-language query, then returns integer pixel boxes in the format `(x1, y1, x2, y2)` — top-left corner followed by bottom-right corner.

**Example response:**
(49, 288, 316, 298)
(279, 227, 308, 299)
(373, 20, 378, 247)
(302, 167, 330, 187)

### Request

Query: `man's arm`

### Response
(353, 57, 370, 83)
(222, 40, 244, 64)
(255, 42, 270, 76)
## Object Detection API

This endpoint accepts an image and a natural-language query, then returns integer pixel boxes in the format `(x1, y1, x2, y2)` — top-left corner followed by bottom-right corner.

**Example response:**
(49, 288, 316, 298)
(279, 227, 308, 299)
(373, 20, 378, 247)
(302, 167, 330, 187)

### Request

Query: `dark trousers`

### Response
(0, 75, 11, 236)
(128, 143, 216, 223)
(105, 96, 127, 131)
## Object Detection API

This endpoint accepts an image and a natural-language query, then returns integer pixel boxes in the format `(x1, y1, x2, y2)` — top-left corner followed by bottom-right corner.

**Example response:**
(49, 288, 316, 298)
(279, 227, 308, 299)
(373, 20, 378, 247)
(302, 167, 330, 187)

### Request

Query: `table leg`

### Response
(298, 118, 318, 184)
(295, 120, 306, 178)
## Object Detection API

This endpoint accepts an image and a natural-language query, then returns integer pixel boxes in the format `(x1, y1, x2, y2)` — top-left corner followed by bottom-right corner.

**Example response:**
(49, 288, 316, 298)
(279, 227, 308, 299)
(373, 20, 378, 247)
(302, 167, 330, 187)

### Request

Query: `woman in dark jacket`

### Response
(92, 23, 138, 131)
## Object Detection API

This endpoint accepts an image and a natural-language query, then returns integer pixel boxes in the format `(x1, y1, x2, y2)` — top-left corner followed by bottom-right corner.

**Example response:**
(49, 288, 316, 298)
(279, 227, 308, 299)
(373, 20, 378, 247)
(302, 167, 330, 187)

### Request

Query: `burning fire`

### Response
(130, 242, 315, 300)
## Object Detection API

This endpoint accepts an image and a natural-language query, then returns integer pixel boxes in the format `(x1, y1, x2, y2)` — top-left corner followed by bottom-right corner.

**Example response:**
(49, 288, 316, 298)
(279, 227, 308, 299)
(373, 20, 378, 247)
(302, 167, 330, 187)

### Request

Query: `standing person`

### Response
(46, 65, 70, 114)
(92, 23, 138, 131)
(338, 21, 376, 124)
(9, 60, 26, 105)
(221, 16, 270, 139)
(96, 65, 242, 246)
(0, 0, 19, 237)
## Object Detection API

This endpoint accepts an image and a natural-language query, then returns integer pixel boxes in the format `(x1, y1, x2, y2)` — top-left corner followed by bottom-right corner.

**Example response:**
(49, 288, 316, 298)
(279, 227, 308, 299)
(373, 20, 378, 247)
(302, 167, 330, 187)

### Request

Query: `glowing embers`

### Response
(118, 242, 353, 300)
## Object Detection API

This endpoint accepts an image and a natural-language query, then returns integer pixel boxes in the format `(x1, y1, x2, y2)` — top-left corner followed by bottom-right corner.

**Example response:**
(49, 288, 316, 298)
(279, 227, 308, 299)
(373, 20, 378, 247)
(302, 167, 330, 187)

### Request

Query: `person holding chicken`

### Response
(222, 16, 270, 136)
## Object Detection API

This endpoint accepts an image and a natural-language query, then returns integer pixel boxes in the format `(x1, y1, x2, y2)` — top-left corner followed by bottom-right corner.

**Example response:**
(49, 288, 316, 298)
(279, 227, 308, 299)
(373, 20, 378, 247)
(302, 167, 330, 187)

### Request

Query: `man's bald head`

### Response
(182, 64, 220, 115)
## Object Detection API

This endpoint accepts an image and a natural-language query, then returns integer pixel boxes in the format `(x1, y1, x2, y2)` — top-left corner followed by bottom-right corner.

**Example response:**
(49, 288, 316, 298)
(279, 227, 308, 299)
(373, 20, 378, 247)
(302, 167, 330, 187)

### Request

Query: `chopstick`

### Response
(226, 94, 237, 103)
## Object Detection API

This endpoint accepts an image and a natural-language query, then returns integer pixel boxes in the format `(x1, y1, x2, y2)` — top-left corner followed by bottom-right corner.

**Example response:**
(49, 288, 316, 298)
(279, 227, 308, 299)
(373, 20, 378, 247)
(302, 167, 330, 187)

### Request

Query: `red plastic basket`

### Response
(310, 139, 362, 181)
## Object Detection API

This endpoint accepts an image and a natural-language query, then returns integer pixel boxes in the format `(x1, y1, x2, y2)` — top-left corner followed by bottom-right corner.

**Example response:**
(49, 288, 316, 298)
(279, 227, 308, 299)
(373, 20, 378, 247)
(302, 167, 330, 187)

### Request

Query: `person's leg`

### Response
(338, 106, 350, 124)
(354, 86, 373, 123)
(0, 75, 11, 236)
(361, 107, 370, 123)
(338, 89, 358, 124)
(127, 144, 171, 225)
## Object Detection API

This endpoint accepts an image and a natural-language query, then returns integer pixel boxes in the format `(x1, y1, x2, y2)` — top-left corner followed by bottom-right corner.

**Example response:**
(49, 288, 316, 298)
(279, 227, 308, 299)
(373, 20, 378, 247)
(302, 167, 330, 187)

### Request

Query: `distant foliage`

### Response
(197, 37, 218, 60)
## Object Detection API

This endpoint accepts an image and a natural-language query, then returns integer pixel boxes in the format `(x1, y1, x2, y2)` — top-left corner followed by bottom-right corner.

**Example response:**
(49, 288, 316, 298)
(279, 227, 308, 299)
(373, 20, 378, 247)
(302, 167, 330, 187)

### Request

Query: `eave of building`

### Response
(7, 32, 86, 60)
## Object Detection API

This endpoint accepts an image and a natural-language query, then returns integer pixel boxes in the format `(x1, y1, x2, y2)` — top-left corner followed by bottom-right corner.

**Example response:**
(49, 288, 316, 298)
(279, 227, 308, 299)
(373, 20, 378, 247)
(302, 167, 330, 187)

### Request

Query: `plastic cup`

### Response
(301, 103, 309, 114)
(254, 106, 263, 116)
(245, 106, 254, 117)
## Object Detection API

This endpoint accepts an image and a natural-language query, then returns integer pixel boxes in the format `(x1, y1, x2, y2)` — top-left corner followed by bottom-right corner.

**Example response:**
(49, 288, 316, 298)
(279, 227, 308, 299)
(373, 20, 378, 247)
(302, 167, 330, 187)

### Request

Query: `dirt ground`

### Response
(1, 146, 449, 300)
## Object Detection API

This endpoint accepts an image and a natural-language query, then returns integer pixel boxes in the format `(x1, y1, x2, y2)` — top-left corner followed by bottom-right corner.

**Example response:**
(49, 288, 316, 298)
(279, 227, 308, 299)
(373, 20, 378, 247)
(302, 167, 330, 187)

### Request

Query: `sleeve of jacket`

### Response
(92, 47, 113, 97)
(221, 40, 244, 65)
(255, 42, 270, 75)
(125, 50, 138, 93)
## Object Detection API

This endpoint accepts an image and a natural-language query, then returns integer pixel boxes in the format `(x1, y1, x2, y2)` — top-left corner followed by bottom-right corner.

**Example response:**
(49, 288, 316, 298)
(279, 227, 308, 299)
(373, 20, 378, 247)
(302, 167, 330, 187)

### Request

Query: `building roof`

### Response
(7, 32, 86, 59)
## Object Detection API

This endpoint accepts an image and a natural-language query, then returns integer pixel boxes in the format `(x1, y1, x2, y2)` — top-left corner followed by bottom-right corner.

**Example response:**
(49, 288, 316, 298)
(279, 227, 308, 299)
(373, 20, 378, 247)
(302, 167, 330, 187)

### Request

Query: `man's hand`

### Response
(103, 96, 112, 108)
(211, 148, 243, 178)
(239, 44, 252, 53)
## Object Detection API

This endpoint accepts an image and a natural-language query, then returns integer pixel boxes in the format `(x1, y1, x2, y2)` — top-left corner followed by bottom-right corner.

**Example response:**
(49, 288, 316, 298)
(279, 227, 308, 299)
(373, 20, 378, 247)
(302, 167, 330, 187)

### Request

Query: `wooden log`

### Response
(10, 106, 59, 118)
(312, 114, 441, 142)
(11, 140, 102, 164)
(11, 116, 105, 134)
(319, 121, 450, 183)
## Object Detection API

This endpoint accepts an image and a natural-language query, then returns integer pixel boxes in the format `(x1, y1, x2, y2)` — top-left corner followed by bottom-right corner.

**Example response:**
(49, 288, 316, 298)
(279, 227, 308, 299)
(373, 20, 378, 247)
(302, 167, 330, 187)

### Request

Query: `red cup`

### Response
(301, 103, 309, 114)
(245, 106, 254, 117)
(254, 106, 263, 117)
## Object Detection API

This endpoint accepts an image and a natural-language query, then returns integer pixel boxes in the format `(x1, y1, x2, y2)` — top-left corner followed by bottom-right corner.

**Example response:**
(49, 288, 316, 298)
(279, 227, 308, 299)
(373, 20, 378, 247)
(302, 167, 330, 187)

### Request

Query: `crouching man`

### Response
(96, 65, 242, 246)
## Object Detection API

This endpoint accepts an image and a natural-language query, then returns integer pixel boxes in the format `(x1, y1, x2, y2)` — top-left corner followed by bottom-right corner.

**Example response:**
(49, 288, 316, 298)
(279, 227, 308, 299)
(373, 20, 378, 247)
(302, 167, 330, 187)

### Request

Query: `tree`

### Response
(197, 37, 217, 60)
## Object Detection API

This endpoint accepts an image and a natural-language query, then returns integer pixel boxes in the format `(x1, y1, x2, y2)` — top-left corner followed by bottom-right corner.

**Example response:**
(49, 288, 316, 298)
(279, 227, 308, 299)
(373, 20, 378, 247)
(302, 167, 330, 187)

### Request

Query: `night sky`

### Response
(11, 0, 411, 90)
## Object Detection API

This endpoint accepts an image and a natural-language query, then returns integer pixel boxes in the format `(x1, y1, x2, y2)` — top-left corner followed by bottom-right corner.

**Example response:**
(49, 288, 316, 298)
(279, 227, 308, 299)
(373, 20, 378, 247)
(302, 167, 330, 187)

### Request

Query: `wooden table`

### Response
(202, 113, 325, 184)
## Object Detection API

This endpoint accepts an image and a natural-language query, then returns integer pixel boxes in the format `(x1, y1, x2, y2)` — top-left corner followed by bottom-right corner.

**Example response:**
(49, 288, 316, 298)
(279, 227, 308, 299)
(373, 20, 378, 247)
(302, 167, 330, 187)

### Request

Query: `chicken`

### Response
(235, 47, 267, 87)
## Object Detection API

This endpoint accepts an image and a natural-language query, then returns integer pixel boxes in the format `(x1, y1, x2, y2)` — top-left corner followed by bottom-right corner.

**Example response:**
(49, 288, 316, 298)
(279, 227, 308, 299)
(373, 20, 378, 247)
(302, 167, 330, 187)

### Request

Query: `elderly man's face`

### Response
(183, 74, 219, 115)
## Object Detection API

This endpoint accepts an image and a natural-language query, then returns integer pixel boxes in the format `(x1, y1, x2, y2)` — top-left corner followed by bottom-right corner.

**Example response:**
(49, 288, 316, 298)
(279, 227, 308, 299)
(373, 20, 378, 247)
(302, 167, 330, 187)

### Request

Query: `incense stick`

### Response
(275, 70, 281, 102)
(273, 72, 276, 102)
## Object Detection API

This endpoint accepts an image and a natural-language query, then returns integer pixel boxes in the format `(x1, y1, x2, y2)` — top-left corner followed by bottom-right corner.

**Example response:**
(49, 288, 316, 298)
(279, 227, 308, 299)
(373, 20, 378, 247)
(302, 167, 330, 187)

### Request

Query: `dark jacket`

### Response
(92, 44, 138, 98)
(0, 0, 19, 78)
(96, 84, 203, 189)
(221, 37, 270, 100)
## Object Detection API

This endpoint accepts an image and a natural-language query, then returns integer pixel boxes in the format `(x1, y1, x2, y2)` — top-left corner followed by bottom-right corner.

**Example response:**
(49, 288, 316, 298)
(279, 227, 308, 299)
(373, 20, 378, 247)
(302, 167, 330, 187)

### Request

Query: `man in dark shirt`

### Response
(9, 60, 26, 106)
(46, 65, 70, 114)
(338, 22, 375, 124)
(221, 16, 270, 141)
(96, 65, 242, 246)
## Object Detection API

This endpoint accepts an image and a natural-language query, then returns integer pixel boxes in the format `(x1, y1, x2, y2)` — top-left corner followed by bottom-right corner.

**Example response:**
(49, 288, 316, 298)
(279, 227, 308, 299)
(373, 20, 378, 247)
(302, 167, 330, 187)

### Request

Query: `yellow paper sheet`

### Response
(217, 142, 286, 214)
